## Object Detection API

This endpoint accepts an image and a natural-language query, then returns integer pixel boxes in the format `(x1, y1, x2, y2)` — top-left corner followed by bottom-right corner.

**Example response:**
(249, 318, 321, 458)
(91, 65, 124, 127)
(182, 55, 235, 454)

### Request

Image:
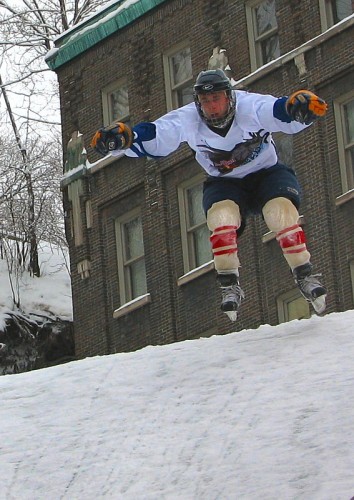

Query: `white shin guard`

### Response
(262, 197, 310, 269)
(207, 200, 241, 272)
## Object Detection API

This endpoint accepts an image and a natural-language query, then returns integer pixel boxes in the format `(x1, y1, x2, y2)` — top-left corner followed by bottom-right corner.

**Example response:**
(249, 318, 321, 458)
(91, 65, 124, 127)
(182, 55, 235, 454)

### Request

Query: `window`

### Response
(334, 91, 354, 193)
(178, 174, 211, 273)
(102, 79, 130, 126)
(319, 0, 353, 30)
(277, 289, 311, 323)
(115, 210, 147, 304)
(246, 0, 280, 72)
(163, 44, 194, 110)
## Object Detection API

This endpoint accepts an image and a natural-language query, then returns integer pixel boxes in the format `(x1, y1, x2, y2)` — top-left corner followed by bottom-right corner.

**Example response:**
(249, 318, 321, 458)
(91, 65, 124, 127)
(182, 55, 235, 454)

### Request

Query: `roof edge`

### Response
(46, 0, 168, 71)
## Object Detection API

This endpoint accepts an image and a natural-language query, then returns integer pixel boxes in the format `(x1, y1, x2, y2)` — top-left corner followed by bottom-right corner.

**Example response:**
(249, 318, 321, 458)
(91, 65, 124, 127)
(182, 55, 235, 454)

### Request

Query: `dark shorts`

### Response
(203, 163, 301, 235)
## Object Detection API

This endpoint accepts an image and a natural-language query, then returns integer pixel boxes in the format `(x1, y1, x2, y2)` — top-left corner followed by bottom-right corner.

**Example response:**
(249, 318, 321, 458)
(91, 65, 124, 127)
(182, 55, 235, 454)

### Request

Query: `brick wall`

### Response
(56, 0, 354, 358)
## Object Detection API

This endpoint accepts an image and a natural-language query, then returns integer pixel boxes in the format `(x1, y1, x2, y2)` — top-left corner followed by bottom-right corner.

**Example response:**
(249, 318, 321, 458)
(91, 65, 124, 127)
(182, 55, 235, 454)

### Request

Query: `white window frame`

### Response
(115, 208, 147, 305)
(102, 78, 130, 126)
(319, 0, 353, 31)
(277, 288, 311, 323)
(178, 173, 211, 274)
(163, 42, 194, 111)
(246, 0, 280, 72)
(334, 89, 354, 194)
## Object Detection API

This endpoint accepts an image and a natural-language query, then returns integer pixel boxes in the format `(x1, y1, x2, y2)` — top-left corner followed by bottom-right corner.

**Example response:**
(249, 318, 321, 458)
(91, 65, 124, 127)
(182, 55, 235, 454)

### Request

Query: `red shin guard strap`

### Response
(213, 248, 238, 256)
(210, 225, 238, 256)
(276, 224, 307, 254)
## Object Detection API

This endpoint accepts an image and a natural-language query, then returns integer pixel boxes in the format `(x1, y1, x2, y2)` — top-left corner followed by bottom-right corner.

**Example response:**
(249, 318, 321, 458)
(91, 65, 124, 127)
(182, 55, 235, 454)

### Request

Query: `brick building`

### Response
(46, 0, 354, 359)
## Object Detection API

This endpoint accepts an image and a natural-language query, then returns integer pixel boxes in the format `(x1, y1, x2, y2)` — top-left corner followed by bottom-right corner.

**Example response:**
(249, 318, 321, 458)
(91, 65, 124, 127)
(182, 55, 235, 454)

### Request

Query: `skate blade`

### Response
(225, 310, 238, 322)
(311, 294, 326, 315)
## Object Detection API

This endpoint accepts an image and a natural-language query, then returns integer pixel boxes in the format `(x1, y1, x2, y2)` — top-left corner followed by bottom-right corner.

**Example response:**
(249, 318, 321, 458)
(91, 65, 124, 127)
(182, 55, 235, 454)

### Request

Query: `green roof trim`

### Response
(46, 0, 168, 70)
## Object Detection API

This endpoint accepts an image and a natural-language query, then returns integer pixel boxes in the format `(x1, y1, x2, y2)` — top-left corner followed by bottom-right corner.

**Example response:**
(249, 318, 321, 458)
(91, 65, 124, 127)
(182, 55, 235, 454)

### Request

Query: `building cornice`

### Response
(45, 0, 169, 70)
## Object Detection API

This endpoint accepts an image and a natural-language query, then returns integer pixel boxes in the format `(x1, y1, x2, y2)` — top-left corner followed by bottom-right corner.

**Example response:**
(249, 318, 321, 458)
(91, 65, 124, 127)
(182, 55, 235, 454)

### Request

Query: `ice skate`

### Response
(293, 263, 327, 314)
(218, 272, 245, 321)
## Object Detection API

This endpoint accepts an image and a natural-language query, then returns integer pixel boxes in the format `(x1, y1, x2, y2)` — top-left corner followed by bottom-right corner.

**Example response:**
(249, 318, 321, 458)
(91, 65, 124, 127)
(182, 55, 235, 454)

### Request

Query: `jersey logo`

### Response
(198, 130, 271, 174)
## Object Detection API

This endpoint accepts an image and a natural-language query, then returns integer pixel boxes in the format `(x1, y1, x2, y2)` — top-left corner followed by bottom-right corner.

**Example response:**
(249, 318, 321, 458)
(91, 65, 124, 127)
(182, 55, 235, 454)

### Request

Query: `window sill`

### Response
(113, 293, 151, 319)
(89, 151, 125, 175)
(177, 260, 214, 286)
(335, 189, 354, 206)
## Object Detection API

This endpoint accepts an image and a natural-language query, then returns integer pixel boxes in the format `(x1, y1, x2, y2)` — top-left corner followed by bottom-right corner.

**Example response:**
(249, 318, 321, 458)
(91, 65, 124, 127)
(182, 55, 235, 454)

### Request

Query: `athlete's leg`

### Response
(262, 196, 326, 313)
(202, 178, 248, 321)
(206, 200, 245, 320)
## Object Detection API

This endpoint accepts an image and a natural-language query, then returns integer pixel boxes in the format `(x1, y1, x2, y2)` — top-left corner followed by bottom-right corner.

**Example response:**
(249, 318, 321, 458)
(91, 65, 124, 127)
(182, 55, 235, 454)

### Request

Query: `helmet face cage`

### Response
(193, 69, 236, 128)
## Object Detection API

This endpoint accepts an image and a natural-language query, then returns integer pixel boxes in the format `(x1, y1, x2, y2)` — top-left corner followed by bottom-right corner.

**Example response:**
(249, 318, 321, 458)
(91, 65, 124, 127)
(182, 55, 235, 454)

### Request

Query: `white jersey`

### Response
(122, 90, 309, 179)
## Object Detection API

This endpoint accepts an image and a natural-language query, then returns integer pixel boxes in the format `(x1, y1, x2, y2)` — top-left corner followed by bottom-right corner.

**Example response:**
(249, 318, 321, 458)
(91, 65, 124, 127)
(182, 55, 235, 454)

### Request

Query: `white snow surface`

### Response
(0, 242, 72, 322)
(1, 310, 354, 499)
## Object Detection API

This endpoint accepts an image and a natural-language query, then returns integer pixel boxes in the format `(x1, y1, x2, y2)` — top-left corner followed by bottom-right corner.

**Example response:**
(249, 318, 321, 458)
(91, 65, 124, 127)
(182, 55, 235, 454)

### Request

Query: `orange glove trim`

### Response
(116, 122, 133, 149)
(90, 130, 102, 149)
(288, 90, 328, 117)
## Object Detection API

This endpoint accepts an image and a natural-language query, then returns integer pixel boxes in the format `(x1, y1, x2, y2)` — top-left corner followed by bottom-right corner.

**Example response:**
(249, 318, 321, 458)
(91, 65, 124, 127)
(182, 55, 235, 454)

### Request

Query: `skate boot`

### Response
(217, 272, 245, 322)
(293, 263, 327, 314)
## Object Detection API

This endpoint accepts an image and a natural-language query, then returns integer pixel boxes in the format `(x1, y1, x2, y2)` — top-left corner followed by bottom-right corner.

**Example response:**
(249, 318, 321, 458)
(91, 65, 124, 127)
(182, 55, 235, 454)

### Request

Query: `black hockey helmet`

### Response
(194, 69, 236, 128)
(194, 69, 232, 95)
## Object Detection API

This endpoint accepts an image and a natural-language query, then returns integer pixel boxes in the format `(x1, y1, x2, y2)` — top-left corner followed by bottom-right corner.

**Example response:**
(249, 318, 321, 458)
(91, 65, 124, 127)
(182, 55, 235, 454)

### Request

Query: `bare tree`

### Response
(1, 72, 45, 276)
(0, 0, 100, 290)
(0, 129, 64, 272)
(0, 0, 103, 55)
(0, 0, 104, 130)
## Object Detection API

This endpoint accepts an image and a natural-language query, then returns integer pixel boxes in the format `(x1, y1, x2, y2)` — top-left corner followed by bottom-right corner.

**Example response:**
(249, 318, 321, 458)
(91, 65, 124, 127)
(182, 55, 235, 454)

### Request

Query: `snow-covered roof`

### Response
(45, 0, 168, 70)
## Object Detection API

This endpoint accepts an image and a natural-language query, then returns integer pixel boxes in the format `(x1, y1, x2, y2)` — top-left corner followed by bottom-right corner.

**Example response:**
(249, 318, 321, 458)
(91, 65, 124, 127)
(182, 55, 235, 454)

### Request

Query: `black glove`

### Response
(90, 122, 133, 157)
(286, 90, 327, 125)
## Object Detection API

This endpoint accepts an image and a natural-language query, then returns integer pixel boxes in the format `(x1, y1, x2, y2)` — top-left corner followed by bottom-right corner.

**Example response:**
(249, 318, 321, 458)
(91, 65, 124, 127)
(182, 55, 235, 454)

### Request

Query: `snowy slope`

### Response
(0, 310, 353, 499)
